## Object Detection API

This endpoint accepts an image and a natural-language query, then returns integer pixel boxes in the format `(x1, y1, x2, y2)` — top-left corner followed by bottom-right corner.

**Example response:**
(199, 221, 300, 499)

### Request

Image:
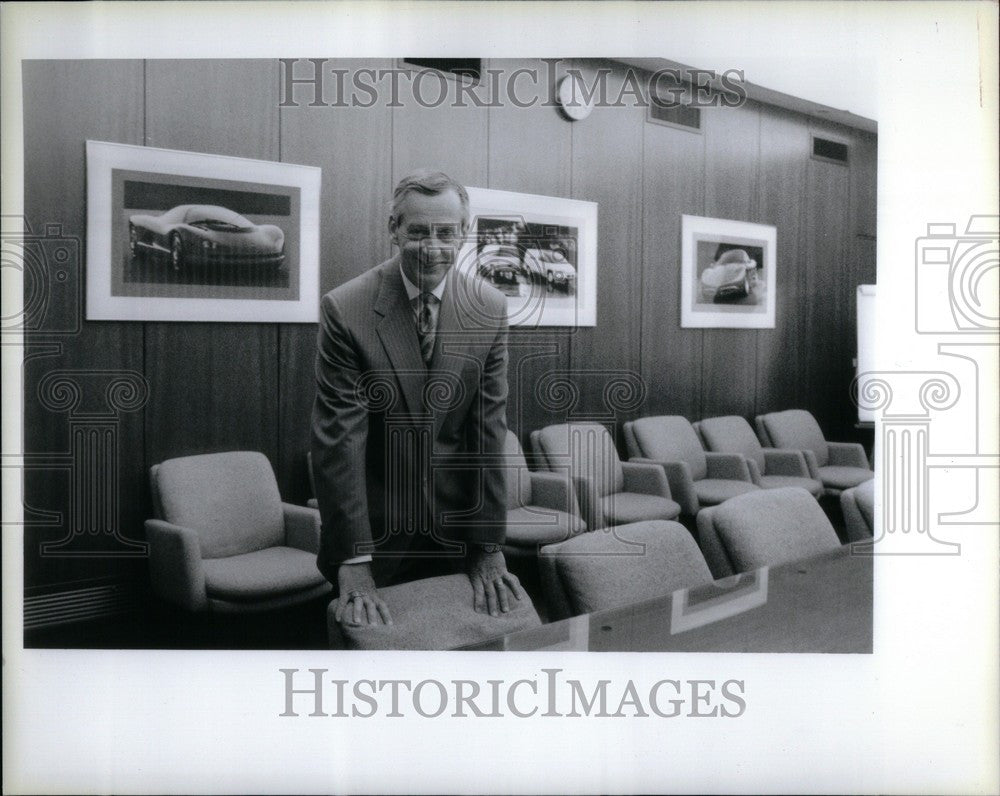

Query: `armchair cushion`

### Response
(539, 520, 712, 619)
(696, 416, 767, 473)
(625, 416, 708, 481)
(532, 423, 624, 498)
(697, 487, 839, 577)
(202, 546, 328, 601)
(153, 451, 284, 559)
(841, 479, 876, 541)
(694, 478, 759, 506)
(328, 573, 541, 650)
(757, 410, 830, 467)
(600, 492, 681, 525)
(505, 505, 585, 546)
(817, 466, 874, 491)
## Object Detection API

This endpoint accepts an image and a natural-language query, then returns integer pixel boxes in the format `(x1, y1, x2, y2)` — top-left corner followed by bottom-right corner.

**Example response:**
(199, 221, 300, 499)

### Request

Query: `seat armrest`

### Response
(571, 476, 604, 532)
(528, 470, 578, 516)
(745, 458, 764, 486)
(145, 519, 207, 611)
(800, 449, 822, 480)
(704, 452, 753, 482)
(631, 457, 697, 515)
(283, 502, 322, 554)
(694, 508, 736, 579)
(827, 441, 870, 469)
(762, 448, 810, 477)
(620, 461, 672, 500)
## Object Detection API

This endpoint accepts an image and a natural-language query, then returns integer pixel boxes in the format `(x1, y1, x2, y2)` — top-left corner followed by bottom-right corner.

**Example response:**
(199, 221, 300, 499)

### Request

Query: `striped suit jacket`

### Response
(311, 256, 510, 585)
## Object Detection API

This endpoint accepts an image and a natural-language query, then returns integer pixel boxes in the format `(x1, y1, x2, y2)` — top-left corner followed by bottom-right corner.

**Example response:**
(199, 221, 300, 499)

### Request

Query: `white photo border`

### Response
(85, 140, 321, 323)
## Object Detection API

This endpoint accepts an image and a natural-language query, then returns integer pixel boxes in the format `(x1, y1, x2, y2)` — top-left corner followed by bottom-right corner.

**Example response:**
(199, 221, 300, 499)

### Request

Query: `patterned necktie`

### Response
(416, 292, 438, 365)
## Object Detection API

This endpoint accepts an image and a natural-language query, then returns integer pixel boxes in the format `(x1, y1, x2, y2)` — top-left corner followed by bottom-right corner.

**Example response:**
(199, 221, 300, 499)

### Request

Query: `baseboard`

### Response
(23, 581, 144, 629)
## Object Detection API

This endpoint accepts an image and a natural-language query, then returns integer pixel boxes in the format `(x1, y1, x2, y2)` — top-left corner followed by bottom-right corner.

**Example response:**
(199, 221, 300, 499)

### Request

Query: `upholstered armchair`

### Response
(755, 409, 873, 495)
(840, 478, 876, 541)
(623, 415, 758, 516)
(696, 487, 841, 578)
(328, 573, 541, 650)
(695, 415, 823, 497)
(146, 451, 331, 612)
(538, 520, 713, 620)
(502, 430, 587, 557)
(530, 422, 681, 531)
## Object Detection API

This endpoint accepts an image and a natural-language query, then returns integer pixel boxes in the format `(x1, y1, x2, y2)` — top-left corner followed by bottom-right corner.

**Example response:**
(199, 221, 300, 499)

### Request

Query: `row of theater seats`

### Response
(143, 409, 874, 649)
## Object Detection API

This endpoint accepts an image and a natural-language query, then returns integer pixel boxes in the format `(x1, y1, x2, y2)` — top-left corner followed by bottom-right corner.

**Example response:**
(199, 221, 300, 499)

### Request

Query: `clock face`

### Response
(557, 74, 594, 121)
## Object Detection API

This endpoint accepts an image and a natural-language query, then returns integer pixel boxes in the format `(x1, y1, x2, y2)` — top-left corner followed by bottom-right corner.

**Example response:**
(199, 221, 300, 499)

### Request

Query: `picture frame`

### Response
(85, 140, 321, 322)
(680, 214, 777, 329)
(458, 186, 597, 327)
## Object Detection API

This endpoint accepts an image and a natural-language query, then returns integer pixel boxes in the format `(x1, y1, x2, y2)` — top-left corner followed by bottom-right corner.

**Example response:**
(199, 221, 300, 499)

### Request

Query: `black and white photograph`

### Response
(2, 3, 997, 795)
(459, 186, 598, 326)
(681, 213, 776, 328)
(86, 140, 321, 322)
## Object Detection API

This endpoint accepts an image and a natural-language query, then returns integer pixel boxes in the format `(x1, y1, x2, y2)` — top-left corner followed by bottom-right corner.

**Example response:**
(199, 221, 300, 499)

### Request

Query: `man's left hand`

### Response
(467, 547, 524, 616)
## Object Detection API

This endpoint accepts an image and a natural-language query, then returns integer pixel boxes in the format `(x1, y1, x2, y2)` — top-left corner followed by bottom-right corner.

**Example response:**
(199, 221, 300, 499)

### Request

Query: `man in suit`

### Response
(311, 169, 523, 628)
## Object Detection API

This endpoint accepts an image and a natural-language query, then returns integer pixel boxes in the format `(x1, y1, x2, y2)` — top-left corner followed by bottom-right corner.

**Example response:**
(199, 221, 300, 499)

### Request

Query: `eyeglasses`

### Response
(398, 224, 463, 245)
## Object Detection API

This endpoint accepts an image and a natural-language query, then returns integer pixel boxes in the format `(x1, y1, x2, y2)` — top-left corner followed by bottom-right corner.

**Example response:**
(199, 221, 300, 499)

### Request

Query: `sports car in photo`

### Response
(523, 247, 577, 292)
(699, 248, 756, 302)
(128, 204, 285, 270)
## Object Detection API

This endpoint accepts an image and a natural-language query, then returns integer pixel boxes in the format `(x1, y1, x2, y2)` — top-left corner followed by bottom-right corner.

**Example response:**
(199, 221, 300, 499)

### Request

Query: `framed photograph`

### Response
(458, 186, 597, 327)
(86, 140, 321, 322)
(680, 214, 777, 328)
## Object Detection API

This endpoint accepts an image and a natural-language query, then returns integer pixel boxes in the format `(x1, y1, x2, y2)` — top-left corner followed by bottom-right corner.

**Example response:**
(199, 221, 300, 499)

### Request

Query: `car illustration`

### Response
(476, 245, 523, 285)
(128, 204, 285, 271)
(523, 247, 577, 291)
(699, 248, 756, 302)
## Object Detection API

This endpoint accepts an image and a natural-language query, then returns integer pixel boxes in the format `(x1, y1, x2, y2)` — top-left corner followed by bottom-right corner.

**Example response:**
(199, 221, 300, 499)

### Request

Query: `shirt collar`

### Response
(399, 262, 448, 302)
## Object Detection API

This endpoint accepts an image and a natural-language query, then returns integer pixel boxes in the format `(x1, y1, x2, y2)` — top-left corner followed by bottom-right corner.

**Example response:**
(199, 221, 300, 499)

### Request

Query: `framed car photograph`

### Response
(86, 140, 321, 322)
(457, 186, 597, 327)
(680, 214, 777, 329)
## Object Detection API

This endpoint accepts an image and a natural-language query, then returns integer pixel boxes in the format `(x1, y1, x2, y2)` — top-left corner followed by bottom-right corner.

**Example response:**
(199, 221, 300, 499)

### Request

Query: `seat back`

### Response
(697, 416, 766, 473)
(539, 520, 713, 619)
(503, 430, 531, 510)
(758, 409, 830, 467)
(151, 451, 284, 559)
(697, 487, 839, 575)
(625, 416, 708, 481)
(531, 423, 624, 498)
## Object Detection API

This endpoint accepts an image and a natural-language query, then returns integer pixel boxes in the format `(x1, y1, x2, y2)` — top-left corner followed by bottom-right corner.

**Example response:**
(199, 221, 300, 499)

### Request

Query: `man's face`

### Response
(389, 189, 466, 292)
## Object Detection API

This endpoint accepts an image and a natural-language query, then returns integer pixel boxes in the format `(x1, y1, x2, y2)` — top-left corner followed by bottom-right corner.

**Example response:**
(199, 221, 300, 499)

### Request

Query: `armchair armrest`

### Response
(704, 452, 753, 482)
(762, 448, 811, 478)
(746, 458, 764, 486)
(145, 519, 207, 611)
(827, 441, 871, 470)
(571, 475, 604, 532)
(800, 449, 821, 480)
(283, 502, 322, 554)
(529, 470, 579, 517)
(630, 457, 697, 515)
(620, 461, 672, 500)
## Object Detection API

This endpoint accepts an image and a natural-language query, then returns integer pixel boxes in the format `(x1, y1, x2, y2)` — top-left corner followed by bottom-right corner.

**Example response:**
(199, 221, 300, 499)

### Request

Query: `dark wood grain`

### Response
(143, 60, 281, 471)
(701, 102, 760, 420)
(640, 110, 706, 421)
(22, 60, 147, 589)
(755, 105, 810, 415)
(568, 60, 645, 431)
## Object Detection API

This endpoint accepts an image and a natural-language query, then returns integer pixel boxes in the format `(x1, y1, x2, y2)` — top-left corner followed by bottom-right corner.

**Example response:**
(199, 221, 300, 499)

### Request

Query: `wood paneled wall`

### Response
(22, 59, 876, 595)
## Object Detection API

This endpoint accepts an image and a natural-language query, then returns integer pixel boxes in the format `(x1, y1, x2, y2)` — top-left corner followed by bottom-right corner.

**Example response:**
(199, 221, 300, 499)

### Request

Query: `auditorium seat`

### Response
(755, 409, 873, 495)
(146, 451, 331, 612)
(695, 487, 841, 578)
(530, 422, 681, 530)
(623, 415, 758, 516)
(538, 520, 713, 620)
(327, 573, 541, 650)
(840, 478, 876, 541)
(695, 415, 823, 497)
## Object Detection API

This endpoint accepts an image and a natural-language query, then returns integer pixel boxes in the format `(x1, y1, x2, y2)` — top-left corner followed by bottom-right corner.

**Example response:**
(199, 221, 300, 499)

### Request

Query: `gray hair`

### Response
(390, 169, 470, 228)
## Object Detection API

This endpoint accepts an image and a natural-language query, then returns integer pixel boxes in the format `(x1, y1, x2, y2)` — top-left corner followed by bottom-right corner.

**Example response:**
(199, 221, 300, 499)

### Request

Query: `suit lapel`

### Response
(374, 259, 427, 419)
(429, 268, 472, 440)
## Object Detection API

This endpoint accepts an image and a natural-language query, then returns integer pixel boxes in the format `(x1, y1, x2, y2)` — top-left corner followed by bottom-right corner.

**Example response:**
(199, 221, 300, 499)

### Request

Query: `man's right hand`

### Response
(335, 562, 393, 626)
